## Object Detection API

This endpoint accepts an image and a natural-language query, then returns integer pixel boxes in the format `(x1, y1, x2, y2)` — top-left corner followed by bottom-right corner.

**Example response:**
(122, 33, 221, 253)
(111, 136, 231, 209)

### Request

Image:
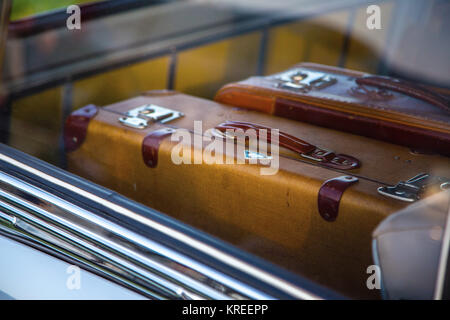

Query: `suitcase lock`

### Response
(273, 69, 337, 93)
(119, 104, 184, 129)
(378, 173, 450, 202)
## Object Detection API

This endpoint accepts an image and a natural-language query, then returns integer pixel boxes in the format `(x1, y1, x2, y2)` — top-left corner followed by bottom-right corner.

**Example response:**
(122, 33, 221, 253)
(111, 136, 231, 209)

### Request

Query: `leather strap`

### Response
(142, 128, 176, 168)
(215, 121, 360, 170)
(318, 176, 359, 222)
(355, 76, 450, 113)
(64, 104, 98, 152)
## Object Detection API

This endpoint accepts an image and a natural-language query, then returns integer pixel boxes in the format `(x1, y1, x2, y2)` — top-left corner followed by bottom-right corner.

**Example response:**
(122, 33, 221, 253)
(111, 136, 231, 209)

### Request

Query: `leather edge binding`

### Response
(142, 128, 175, 168)
(64, 104, 98, 152)
(318, 176, 359, 222)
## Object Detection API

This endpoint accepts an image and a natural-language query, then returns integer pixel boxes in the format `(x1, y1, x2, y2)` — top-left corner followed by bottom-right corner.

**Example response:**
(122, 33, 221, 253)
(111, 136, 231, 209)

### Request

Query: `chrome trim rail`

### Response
(0, 150, 333, 300)
(434, 196, 450, 300)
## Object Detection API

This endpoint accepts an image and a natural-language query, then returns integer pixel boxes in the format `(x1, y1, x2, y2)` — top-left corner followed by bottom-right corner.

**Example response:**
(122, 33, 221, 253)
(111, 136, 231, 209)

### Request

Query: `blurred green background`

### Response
(11, 0, 103, 20)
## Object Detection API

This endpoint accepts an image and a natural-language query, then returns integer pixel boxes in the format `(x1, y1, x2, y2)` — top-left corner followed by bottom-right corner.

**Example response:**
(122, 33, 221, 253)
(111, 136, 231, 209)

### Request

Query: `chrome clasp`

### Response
(119, 104, 184, 129)
(300, 147, 335, 162)
(273, 69, 337, 93)
(378, 173, 450, 202)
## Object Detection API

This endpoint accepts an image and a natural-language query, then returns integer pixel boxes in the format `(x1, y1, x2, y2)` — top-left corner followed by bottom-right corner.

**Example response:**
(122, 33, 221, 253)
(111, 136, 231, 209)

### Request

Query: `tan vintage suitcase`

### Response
(64, 90, 450, 298)
(214, 63, 450, 156)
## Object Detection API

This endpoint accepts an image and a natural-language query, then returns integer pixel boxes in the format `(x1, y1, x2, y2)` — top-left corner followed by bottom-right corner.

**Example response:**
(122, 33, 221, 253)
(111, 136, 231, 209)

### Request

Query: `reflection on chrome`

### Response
(0, 157, 321, 300)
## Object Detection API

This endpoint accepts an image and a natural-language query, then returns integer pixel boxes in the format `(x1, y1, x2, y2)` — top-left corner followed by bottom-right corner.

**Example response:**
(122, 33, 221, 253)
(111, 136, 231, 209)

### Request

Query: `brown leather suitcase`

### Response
(64, 90, 450, 298)
(214, 63, 450, 156)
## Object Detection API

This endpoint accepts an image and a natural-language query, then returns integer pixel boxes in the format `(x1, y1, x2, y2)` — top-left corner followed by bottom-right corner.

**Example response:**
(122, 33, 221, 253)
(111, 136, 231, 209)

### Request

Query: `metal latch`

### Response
(378, 173, 450, 202)
(244, 150, 273, 160)
(273, 69, 337, 93)
(119, 104, 184, 129)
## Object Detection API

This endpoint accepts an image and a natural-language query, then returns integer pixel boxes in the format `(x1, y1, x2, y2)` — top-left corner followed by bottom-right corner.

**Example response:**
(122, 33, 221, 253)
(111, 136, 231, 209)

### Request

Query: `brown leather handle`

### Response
(355, 76, 450, 113)
(215, 121, 360, 170)
(216, 121, 315, 154)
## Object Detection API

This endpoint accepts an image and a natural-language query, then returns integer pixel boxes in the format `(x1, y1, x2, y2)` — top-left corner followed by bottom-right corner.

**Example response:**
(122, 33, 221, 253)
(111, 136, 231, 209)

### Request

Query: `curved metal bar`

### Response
(0, 150, 330, 300)
(0, 170, 259, 299)
(0, 148, 334, 299)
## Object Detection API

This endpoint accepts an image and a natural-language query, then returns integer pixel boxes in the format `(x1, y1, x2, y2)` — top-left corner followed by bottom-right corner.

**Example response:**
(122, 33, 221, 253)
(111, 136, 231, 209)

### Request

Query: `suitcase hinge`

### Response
(378, 173, 450, 202)
(119, 104, 184, 129)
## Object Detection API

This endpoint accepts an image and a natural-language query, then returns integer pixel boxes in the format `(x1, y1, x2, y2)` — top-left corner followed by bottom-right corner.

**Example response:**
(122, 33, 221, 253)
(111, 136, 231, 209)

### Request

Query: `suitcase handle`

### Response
(355, 76, 450, 113)
(215, 121, 360, 170)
